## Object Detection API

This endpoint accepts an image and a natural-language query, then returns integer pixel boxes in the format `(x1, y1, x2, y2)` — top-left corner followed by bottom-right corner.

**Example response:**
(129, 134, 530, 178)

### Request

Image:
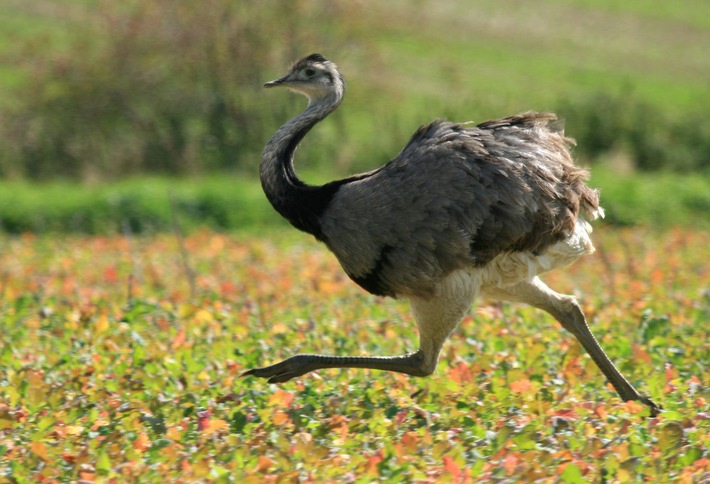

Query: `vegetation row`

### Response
(0, 169, 708, 235)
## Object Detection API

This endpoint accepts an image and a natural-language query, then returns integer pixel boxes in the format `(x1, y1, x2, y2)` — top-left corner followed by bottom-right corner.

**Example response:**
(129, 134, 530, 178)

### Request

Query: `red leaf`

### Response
(443, 456, 462, 478)
(79, 471, 95, 481)
(197, 410, 211, 431)
(171, 328, 187, 350)
(255, 455, 274, 473)
(502, 453, 520, 476)
(62, 452, 78, 464)
(594, 405, 608, 420)
(549, 408, 580, 421)
(133, 432, 151, 452)
(366, 451, 383, 476)
(103, 265, 119, 283)
(448, 362, 473, 384)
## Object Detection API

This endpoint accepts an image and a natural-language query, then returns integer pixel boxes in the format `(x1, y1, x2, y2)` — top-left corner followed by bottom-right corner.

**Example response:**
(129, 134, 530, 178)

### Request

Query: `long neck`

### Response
(260, 93, 342, 239)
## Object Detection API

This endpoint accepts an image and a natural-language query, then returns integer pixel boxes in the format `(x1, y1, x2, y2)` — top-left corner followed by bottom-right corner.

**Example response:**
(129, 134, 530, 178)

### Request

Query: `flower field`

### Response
(1, 227, 709, 482)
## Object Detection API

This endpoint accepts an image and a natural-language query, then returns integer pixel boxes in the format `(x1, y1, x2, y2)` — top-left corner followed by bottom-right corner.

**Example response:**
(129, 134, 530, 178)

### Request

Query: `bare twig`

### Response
(593, 236, 616, 301)
(121, 219, 141, 307)
(167, 190, 197, 300)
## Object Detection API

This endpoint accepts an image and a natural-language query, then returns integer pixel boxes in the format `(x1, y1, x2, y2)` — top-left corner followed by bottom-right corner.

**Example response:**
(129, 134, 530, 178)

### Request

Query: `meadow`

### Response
(0, 0, 709, 481)
(0, 227, 708, 481)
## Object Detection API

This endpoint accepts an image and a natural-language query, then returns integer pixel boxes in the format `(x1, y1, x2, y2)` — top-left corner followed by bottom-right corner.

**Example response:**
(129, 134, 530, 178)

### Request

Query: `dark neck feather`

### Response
(260, 93, 342, 240)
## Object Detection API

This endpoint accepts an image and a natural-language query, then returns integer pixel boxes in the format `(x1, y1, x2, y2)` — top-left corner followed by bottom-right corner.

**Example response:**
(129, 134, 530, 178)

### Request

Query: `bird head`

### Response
(265, 53, 345, 104)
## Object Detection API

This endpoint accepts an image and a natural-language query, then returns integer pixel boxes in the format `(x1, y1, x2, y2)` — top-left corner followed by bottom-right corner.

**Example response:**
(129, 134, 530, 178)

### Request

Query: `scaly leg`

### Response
(483, 277, 661, 416)
(243, 272, 478, 383)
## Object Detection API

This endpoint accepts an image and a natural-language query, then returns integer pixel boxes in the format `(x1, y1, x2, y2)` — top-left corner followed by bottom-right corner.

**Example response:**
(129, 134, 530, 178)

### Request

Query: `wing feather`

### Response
(320, 112, 600, 298)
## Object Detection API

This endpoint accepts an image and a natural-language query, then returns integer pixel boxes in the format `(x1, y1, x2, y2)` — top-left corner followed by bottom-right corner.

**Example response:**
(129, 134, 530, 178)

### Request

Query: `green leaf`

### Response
(560, 463, 585, 483)
(97, 451, 112, 475)
(640, 311, 669, 343)
(678, 447, 703, 467)
(230, 411, 248, 434)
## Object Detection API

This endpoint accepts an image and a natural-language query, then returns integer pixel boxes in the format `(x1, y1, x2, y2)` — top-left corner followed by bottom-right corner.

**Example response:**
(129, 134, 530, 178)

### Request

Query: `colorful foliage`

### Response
(0, 228, 708, 481)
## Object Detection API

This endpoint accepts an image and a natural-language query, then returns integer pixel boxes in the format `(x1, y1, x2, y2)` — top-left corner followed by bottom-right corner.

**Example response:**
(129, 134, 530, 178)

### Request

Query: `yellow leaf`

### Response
(617, 468, 631, 481)
(26, 370, 49, 407)
(204, 419, 229, 435)
(272, 410, 291, 426)
(272, 322, 289, 335)
(65, 425, 85, 436)
(192, 457, 212, 477)
(166, 425, 183, 441)
(31, 441, 50, 461)
(194, 309, 213, 323)
(267, 389, 295, 408)
(619, 400, 645, 415)
(94, 314, 110, 335)
(0, 403, 11, 430)
(255, 455, 274, 473)
(178, 303, 198, 319)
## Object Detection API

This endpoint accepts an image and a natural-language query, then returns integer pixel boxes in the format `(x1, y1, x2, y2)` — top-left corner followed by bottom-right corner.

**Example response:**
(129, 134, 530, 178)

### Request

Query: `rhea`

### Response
(243, 53, 660, 416)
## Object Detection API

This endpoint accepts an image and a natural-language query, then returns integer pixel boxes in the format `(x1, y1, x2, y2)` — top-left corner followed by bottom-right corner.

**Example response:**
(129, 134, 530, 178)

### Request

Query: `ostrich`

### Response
(243, 53, 660, 416)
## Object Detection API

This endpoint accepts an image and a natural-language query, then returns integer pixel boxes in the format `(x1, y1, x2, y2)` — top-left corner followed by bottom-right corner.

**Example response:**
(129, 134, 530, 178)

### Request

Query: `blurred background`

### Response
(0, 0, 708, 233)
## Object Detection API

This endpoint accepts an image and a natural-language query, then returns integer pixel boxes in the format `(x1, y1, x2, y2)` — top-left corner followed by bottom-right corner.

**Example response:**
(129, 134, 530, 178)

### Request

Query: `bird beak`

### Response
(264, 75, 290, 88)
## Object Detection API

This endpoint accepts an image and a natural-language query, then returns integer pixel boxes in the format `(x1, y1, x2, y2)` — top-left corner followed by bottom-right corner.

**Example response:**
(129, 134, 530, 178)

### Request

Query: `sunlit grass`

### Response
(0, 168, 708, 234)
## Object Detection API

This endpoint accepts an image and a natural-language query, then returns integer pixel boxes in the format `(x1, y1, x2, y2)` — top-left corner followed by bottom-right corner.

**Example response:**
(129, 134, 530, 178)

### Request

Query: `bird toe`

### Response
(641, 396, 663, 418)
(241, 358, 303, 383)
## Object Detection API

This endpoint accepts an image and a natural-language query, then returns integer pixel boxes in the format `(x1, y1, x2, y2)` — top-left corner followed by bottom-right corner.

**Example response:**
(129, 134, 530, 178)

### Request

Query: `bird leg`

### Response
(242, 350, 430, 384)
(243, 286, 474, 384)
(484, 277, 661, 417)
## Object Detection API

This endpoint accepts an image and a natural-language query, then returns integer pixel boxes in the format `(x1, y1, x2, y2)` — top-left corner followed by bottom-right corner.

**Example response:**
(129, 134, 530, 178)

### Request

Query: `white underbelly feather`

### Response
(482, 219, 595, 287)
(432, 219, 596, 296)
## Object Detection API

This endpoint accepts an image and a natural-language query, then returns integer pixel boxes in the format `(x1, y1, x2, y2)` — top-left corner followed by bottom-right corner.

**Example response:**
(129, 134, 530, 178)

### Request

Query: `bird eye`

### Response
(304, 68, 316, 77)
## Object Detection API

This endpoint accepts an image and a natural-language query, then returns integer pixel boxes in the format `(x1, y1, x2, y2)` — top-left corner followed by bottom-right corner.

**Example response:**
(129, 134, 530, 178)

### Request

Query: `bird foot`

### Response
(638, 395, 663, 418)
(241, 355, 317, 384)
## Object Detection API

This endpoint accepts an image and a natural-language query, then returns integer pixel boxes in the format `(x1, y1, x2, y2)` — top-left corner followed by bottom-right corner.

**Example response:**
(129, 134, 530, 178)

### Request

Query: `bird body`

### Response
(321, 115, 601, 299)
(246, 53, 660, 416)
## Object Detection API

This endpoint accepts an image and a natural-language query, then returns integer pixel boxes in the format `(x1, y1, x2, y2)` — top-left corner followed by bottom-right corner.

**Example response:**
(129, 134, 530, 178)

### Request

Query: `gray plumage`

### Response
(323, 115, 598, 299)
(244, 53, 660, 416)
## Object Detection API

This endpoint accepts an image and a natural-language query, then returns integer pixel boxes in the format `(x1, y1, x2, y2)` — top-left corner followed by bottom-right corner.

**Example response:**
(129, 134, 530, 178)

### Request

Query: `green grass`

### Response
(556, 0, 710, 29)
(590, 168, 710, 228)
(0, 168, 708, 235)
(0, 176, 285, 235)
(361, 0, 710, 114)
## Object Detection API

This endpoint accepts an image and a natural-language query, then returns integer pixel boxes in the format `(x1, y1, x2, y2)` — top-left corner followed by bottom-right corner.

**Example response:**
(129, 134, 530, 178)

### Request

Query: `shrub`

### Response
(558, 92, 710, 172)
(0, 1, 363, 180)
